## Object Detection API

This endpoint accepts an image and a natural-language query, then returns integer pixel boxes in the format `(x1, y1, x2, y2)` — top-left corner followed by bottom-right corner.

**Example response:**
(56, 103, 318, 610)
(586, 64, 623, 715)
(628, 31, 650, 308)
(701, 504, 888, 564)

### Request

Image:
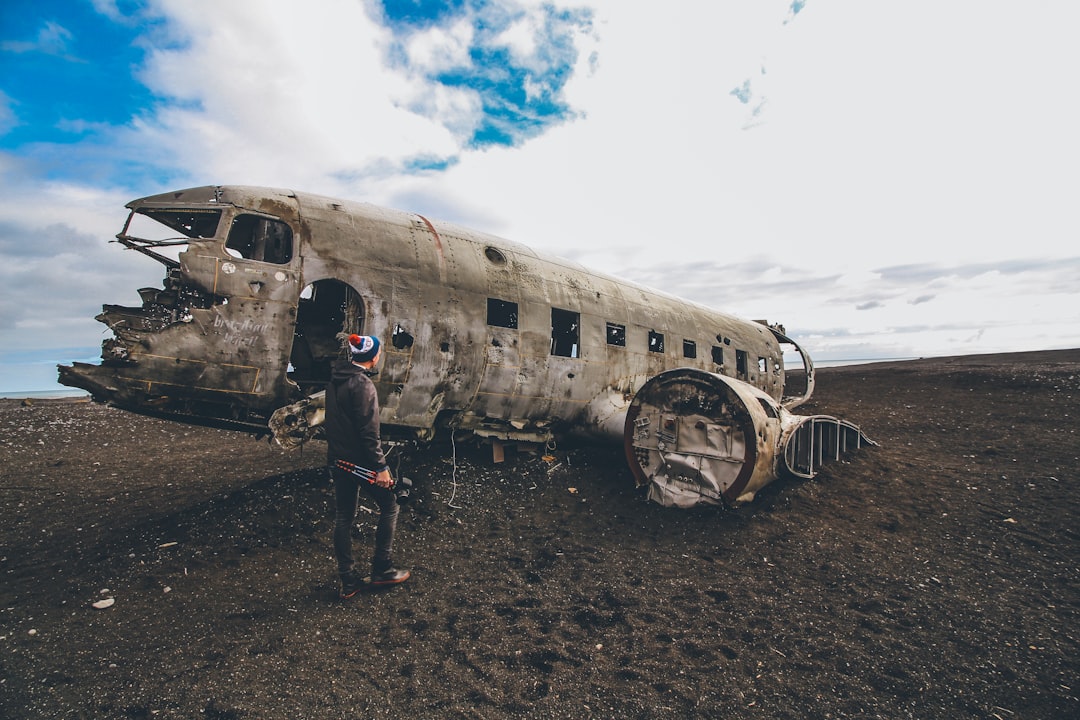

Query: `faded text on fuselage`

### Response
(213, 313, 268, 345)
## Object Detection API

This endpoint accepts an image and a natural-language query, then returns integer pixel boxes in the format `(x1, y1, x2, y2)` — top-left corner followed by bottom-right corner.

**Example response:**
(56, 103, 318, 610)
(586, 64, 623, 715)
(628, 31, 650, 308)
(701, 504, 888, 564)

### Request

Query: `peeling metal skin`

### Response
(58, 185, 869, 504)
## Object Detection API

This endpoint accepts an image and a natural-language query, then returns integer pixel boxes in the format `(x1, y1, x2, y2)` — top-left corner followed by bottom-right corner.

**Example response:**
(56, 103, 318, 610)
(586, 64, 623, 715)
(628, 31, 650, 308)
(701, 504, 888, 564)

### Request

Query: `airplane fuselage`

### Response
(61, 186, 872, 507)
(61, 186, 803, 441)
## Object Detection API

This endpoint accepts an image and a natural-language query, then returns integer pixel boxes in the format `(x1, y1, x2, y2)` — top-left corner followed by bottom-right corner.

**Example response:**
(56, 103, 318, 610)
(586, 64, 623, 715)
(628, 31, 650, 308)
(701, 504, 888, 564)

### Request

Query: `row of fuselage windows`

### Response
(486, 298, 765, 376)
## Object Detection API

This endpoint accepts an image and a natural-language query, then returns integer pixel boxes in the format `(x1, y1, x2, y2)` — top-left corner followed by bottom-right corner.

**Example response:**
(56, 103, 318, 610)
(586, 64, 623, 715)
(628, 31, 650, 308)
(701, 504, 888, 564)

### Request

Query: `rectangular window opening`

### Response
(551, 307, 580, 357)
(139, 208, 222, 239)
(683, 339, 697, 359)
(487, 298, 518, 329)
(227, 214, 294, 264)
(712, 346, 724, 366)
(648, 330, 665, 354)
(736, 349, 748, 378)
(758, 357, 768, 374)
(606, 322, 626, 347)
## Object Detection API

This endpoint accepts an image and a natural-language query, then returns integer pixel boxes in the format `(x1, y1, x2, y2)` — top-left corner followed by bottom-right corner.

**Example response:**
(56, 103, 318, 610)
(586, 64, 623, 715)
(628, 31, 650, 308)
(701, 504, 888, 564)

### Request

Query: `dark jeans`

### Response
(331, 466, 399, 577)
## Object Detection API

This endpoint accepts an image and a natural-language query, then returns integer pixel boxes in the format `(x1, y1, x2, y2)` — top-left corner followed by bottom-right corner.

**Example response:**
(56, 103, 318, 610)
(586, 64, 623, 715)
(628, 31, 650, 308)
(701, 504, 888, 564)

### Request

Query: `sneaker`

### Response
(368, 568, 411, 586)
(339, 572, 364, 599)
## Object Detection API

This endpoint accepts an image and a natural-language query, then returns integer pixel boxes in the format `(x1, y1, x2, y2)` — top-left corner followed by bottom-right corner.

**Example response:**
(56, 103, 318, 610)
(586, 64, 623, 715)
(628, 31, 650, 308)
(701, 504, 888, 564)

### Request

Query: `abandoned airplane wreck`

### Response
(59, 185, 872, 507)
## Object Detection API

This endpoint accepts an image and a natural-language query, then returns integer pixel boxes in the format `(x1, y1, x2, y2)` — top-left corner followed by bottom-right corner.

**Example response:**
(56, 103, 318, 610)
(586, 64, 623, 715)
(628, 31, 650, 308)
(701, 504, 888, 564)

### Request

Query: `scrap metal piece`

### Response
(268, 391, 326, 448)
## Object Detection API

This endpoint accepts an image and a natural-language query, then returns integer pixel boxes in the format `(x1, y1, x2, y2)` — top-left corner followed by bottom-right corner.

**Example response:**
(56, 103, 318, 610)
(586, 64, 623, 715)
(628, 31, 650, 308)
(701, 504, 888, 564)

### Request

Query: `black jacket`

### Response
(324, 358, 387, 472)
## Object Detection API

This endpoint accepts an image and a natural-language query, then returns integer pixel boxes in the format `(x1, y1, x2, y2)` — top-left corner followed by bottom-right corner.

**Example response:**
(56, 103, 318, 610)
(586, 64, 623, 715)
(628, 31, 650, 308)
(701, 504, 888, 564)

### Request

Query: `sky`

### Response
(1, 0, 1078, 394)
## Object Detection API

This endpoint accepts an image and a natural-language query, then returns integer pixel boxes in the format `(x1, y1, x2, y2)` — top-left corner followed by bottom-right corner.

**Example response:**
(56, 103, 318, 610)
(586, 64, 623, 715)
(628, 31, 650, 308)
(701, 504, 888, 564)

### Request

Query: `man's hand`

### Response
(374, 468, 393, 488)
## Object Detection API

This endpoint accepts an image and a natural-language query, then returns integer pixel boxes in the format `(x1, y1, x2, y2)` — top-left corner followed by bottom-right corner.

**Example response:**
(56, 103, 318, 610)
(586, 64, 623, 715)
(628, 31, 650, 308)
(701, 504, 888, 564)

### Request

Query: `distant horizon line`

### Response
(5, 348, 1076, 399)
(0, 356, 951, 399)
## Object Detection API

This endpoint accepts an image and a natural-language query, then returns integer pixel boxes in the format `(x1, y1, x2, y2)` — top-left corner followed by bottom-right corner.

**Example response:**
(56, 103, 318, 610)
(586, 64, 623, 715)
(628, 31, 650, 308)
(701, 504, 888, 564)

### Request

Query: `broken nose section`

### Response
(58, 304, 148, 401)
(57, 281, 277, 432)
(57, 361, 121, 401)
(58, 340, 168, 414)
(624, 368, 874, 508)
(57, 290, 176, 401)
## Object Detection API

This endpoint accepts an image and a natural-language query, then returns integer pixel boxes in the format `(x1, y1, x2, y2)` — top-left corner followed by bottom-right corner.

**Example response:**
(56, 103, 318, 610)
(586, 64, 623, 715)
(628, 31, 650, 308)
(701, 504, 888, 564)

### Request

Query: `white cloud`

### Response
(0, 91, 17, 135)
(405, 20, 475, 73)
(89, 0, 134, 25)
(496, 16, 539, 63)
(3, 0, 1080, 391)
(1, 20, 81, 59)
(0, 175, 160, 351)
(126, 0, 463, 190)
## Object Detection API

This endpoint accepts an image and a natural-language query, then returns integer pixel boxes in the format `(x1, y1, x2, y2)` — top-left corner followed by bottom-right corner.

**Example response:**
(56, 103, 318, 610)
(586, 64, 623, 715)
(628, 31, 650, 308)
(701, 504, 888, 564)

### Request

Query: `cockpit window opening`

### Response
(117, 209, 226, 268)
(137, 208, 222, 239)
(226, 214, 294, 264)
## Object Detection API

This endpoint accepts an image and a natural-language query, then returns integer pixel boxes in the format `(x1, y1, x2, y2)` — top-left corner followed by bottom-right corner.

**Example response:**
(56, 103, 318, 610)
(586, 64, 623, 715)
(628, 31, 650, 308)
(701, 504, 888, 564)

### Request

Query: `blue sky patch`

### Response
(381, 0, 467, 28)
(381, 0, 592, 148)
(0, 0, 154, 150)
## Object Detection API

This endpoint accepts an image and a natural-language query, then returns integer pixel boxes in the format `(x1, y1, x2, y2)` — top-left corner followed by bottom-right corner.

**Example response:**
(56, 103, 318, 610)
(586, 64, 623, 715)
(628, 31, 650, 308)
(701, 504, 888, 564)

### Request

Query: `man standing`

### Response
(325, 334, 410, 598)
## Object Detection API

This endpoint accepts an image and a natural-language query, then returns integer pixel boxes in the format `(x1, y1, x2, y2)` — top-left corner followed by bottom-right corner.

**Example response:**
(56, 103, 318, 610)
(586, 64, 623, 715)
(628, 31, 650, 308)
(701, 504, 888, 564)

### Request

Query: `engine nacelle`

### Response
(624, 368, 873, 507)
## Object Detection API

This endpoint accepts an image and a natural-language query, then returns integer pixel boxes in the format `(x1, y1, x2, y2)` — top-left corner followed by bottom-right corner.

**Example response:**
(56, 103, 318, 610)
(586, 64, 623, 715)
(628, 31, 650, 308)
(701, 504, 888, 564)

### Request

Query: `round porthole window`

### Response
(484, 246, 506, 265)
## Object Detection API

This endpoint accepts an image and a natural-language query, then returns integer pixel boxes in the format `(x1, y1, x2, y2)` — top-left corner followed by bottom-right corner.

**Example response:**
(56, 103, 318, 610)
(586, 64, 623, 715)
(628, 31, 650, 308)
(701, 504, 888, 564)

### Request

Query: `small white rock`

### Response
(92, 598, 115, 610)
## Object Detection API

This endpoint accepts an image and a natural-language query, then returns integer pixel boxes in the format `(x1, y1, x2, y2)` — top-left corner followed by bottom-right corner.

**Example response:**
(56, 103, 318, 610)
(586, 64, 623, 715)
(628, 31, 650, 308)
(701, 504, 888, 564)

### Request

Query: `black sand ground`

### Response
(1, 349, 1077, 718)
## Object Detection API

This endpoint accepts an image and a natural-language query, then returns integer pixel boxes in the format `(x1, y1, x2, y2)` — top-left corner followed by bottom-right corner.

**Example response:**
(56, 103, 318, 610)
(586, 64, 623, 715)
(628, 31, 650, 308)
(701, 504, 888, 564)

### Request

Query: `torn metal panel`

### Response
(268, 391, 326, 449)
